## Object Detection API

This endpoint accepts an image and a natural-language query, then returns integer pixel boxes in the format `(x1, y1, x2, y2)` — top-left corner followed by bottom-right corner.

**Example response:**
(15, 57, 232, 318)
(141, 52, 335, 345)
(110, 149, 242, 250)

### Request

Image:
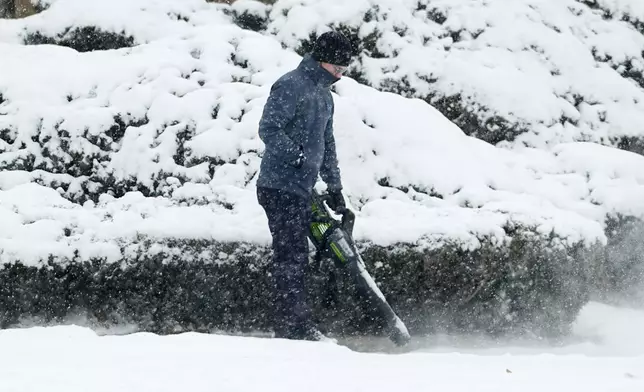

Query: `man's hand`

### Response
(292, 145, 304, 168)
(326, 189, 346, 214)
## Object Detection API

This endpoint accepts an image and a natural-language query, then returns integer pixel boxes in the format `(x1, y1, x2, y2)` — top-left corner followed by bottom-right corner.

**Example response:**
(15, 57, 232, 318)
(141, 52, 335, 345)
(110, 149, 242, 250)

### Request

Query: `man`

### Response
(256, 31, 353, 341)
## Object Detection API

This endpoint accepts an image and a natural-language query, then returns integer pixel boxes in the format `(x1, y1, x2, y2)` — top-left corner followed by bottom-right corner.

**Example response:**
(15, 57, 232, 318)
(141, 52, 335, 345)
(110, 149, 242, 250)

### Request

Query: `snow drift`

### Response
(0, 0, 643, 337)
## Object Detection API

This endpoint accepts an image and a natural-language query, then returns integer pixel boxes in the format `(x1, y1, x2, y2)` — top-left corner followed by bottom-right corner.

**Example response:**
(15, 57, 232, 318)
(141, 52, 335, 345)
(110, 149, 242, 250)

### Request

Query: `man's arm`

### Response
(319, 102, 343, 191)
(258, 78, 301, 163)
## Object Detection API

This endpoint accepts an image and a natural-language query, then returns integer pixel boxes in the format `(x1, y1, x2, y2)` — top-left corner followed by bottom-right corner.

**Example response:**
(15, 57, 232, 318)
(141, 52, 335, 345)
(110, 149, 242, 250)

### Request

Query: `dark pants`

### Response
(257, 186, 313, 336)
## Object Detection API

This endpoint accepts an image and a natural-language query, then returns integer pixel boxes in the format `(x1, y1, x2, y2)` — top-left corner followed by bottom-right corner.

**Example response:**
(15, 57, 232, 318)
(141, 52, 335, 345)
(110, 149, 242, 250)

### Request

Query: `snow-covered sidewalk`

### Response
(1, 302, 643, 392)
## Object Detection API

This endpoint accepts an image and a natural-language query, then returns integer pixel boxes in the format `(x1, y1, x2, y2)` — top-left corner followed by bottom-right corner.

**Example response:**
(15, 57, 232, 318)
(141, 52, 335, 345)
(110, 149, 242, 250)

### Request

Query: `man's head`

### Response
(312, 31, 353, 79)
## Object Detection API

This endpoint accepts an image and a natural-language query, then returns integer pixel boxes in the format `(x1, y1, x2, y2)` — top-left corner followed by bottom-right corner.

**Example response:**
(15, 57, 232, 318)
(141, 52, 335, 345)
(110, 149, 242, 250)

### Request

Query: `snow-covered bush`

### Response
(265, 0, 644, 154)
(230, 0, 270, 32)
(0, 0, 643, 337)
(593, 215, 644, 300)
(24, 27, 135, 52)
(0, 229, 597, 337)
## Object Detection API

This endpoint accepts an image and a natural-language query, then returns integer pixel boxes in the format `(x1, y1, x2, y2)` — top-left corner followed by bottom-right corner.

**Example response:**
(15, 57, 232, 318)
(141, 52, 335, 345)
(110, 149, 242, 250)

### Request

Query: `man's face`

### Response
(321, 62, 348, 79)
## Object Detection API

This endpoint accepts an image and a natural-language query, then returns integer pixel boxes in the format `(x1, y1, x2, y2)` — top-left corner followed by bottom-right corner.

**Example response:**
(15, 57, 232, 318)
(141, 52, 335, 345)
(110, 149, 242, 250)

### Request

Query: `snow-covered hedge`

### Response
(0, 232, 596, 337)
(0, 0, 643, 337)
(244, 0, 644, 153)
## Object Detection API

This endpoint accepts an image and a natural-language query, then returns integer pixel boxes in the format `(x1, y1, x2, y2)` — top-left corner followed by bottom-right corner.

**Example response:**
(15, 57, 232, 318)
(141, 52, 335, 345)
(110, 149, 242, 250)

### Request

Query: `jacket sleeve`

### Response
(258, 78, 301, 163)
(319, 101, 343, 191)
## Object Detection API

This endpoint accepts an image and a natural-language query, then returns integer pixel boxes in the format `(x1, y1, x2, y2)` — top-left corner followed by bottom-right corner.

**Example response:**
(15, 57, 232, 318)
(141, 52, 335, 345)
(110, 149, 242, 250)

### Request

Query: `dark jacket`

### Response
(256, 53, 343, 199)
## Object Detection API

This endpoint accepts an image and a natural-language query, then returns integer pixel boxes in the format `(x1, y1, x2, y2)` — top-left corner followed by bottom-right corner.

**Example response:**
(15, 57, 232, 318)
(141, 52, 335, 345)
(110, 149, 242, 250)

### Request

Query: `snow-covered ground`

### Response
(1, 302, 643, 391)
(0, 0, 643, 265)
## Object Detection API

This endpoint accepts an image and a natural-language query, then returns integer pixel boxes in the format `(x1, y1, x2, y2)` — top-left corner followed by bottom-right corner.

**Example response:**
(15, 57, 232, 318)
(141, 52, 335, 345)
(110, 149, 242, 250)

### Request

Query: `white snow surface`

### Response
(1, 302, 644, 391)
(0, 0, 643, 264)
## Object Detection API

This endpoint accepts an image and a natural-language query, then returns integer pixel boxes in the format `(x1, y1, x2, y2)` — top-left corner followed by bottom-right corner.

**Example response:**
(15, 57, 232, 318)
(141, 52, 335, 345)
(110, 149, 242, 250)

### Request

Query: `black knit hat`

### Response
(311, 31, 353, 66)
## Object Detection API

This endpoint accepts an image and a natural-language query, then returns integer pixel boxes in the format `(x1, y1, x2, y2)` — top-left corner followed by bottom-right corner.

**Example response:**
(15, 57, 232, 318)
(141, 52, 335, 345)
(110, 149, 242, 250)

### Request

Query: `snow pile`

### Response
(263, 0, 644, 151)
(0, 0, 643, 267)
